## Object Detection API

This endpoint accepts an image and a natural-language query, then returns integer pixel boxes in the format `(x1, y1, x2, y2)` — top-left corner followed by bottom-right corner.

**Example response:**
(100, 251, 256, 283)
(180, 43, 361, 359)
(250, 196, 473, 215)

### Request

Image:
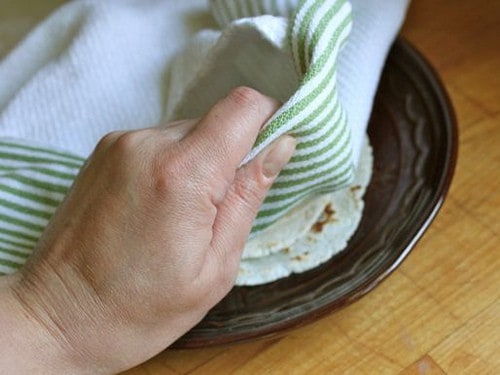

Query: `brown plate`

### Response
(174, 38, 458, 348)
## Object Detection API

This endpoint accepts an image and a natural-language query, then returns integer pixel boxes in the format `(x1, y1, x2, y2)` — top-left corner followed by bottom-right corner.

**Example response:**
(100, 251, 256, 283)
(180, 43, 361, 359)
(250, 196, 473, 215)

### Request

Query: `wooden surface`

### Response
(124, 1, 500, 374)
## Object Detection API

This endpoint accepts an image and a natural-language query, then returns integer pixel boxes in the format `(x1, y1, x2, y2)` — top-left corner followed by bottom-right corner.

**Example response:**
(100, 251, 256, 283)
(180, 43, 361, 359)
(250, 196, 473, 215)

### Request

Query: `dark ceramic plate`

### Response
(174, 38, 458, 348)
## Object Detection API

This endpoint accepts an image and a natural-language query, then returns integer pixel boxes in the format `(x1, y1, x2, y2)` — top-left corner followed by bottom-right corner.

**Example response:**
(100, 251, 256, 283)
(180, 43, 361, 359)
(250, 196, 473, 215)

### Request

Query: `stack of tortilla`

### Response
(237, 137, 372, 285)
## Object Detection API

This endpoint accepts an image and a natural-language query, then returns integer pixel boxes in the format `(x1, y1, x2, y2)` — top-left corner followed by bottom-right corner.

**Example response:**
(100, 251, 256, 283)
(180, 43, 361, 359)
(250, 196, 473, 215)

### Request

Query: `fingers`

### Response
(185, 86, 280, 177)
(208, 135, 296, 283)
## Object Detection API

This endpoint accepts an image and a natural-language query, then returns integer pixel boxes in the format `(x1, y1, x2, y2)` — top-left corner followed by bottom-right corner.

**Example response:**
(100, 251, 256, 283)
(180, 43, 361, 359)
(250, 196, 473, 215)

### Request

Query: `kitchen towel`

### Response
(169, 0, 355, 232)
(0, 0, 409, 273)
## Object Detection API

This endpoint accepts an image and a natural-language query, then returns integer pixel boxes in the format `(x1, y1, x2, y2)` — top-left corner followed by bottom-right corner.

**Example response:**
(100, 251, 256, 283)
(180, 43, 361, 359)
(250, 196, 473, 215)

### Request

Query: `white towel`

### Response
(0, 0, 409, 274)
(0, 0, 216, 156)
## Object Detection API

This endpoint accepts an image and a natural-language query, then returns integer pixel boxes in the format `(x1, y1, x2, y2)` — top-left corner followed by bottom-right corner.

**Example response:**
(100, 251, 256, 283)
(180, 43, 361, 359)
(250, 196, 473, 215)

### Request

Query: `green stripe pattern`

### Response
(0, 0, 354, 273)
(0, 140, 81, 275)
(213, 0, 354, 233)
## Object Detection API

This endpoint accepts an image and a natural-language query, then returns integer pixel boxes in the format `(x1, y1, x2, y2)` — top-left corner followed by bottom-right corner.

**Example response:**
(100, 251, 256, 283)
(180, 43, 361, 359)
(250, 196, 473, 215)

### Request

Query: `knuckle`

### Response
(151, 171, 172, 197)
(232, 173, 263, 212)
(151, 158, 181, 197)
(227, 86, 263, 112)
(111, 131, 143, 154)
(151, 150, 198, 198)
(95, 131, 124, 152)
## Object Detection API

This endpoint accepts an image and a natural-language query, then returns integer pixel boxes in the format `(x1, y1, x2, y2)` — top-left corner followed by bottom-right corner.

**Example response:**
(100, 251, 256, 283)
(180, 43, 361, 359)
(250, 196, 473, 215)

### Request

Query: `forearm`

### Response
(0, 274, 81, 374)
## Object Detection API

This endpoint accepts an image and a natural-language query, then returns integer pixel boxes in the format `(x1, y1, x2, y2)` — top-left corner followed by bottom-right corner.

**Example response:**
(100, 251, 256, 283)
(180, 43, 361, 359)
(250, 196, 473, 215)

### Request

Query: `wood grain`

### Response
(126, 0, 500, 373)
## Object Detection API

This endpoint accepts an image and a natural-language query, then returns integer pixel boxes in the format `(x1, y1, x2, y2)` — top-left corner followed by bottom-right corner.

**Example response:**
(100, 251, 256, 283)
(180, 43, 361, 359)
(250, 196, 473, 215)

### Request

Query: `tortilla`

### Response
(236, 136, 373, 286)
(243, 193, 331, 259)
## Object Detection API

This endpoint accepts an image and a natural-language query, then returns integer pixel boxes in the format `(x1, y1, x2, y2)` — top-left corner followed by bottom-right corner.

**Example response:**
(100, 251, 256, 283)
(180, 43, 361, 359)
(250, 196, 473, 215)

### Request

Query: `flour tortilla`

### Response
(237, 136, 373, 286)
(243, 193, 331, 259)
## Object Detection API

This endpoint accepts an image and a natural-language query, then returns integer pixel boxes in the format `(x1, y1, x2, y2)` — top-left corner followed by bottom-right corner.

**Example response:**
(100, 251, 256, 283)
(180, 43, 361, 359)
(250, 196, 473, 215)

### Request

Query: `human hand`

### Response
(0, 87, 295, 374)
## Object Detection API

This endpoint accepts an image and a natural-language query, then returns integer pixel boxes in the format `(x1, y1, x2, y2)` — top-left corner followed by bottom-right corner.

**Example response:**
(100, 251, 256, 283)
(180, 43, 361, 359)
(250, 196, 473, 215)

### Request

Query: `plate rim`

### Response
(173, 37, 458, 349)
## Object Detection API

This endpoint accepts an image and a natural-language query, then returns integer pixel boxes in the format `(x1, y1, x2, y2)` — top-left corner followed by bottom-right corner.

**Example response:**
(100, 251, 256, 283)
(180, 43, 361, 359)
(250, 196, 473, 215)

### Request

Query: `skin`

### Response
(0, 87, 296, 374)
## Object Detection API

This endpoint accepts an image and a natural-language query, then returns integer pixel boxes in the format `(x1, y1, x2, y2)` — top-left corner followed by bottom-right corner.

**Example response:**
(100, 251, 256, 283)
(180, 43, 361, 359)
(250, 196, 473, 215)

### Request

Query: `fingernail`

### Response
(263, 136, 296, 178)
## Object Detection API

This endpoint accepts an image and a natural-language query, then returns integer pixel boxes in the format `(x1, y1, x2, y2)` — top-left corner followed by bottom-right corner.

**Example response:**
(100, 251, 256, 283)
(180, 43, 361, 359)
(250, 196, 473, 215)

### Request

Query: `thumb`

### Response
(210, 135, 296, 276)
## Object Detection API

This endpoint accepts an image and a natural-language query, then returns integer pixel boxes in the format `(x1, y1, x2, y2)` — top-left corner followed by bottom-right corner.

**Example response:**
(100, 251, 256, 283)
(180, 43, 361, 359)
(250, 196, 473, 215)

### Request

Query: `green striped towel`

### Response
(0, 140, 82, 273)
(172, 0, 354, 232)
(0, 0, 354, 274)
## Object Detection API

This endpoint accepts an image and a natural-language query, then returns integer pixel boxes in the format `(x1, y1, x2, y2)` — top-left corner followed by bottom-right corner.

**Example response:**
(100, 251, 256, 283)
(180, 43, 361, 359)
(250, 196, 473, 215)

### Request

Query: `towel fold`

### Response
(0, 0, 410, 274)
(170, 0, 355, 232)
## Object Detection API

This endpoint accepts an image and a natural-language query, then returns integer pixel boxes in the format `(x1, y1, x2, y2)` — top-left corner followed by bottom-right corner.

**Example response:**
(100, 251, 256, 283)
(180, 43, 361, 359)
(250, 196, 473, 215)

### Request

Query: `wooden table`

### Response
(125, 1, 500, 374)
(0, 1, 497, 373)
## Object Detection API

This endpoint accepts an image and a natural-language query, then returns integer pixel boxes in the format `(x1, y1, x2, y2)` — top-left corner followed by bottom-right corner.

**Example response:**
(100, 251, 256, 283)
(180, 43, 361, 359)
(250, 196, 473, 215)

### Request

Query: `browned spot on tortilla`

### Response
(324, 203, 335, 216)
(283, 247, 290, 254)
(311, 203, 336, 233)
(350, 185, 362, 193)
(293, 251, 310, 262)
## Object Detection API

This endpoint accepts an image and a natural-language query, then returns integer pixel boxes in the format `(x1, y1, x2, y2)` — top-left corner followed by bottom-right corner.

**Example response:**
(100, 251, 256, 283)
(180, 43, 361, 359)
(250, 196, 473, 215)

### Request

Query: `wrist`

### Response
(0, 273, 91, 374)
